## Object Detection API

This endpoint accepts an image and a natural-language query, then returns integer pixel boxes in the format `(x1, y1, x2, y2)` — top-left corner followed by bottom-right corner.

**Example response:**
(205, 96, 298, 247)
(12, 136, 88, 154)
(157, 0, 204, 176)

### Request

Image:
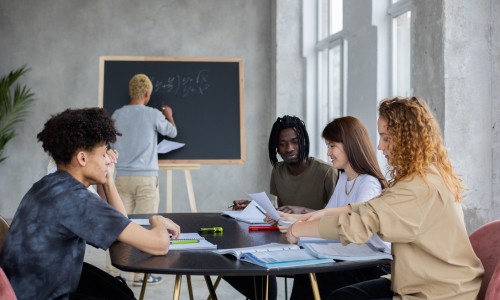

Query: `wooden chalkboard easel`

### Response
(99, 56, 245, 212)
(159, 164, 200, 213)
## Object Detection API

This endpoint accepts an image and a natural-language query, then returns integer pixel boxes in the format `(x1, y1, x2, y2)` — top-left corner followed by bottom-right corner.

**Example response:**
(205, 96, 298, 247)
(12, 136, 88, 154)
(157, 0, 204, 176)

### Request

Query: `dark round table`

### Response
(109, 213, 390, 300)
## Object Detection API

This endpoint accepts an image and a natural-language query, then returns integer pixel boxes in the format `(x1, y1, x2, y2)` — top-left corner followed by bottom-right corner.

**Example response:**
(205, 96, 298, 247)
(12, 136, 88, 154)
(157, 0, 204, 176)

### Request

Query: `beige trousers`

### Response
(106, 175, 160, 281)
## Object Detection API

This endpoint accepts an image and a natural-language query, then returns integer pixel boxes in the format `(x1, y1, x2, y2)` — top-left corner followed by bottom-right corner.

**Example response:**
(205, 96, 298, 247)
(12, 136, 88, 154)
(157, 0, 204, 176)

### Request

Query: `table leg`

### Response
(184, 170, 197, 212)
(187, 275, 194, 300)
(166, 169, 172, 213)
(173, 274, 182, 300)
(207, 276, 222, 300)
(309, 273, 321, 300)
(204, 276, 218, 300)
(261, 275, 269, 300)
(139, 273, 148, 300)
(253, 276, 257, 300)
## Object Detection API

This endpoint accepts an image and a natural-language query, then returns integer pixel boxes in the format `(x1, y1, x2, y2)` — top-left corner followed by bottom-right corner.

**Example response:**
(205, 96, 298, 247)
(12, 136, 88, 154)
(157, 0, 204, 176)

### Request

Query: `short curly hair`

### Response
(37, 107, 121, 165)
(129, 74, 152, 98)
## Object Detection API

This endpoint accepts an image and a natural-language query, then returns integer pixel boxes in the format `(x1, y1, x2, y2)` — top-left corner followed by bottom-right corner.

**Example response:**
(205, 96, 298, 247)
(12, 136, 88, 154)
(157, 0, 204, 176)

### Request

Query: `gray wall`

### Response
(0, 0, 274, 217)
(344, 0, 379, 152)
(412, 0, 500, 233)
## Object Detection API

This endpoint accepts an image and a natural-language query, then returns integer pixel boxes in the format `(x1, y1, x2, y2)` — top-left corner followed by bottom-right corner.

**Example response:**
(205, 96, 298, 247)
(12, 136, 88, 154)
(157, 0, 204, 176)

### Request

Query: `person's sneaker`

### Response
(133, 274, 163, 286)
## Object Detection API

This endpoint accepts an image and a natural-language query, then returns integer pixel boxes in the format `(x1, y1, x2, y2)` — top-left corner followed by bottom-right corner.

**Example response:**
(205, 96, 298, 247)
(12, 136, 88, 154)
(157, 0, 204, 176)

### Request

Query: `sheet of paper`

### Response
(169, 239, 217, 250)
(238, 201, 267, 219)
(171, 233, 204, 241)
(130, 219, 150, 225)
(157, 139, 185, 154)
(247, 192, 281, 220)
(278, 220, 294, 227)
(249, 249, 317, 263)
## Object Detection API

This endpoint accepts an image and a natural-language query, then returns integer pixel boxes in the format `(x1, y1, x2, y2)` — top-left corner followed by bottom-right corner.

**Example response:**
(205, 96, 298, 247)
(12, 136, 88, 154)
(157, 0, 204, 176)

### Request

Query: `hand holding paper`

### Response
(157, 139, 185, 154)
(246, 192, 281, 221)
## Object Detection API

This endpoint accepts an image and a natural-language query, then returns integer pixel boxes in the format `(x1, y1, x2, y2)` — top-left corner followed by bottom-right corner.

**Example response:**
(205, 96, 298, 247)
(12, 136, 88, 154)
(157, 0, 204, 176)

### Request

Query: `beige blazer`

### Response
(318, 165, 484, 300)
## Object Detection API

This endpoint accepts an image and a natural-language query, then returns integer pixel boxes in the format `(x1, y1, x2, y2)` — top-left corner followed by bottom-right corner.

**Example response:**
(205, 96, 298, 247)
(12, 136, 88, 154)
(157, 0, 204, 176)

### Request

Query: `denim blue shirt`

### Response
(0, 171, 131, 300)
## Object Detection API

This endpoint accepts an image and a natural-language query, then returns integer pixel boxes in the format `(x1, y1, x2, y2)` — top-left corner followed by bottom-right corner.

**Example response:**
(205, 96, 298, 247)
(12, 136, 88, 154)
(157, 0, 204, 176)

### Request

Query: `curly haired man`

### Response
(0, 107, 181, 300)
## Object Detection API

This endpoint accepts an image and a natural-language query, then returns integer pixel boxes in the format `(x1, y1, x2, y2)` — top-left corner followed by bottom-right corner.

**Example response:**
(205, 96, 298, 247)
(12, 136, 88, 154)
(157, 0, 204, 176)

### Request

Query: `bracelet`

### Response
(290, 222, 298, 238)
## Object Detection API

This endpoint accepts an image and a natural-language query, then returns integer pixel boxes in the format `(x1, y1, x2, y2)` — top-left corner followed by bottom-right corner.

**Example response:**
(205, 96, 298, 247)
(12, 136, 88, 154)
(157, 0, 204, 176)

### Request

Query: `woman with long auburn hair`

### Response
(286, 97, 484, 300)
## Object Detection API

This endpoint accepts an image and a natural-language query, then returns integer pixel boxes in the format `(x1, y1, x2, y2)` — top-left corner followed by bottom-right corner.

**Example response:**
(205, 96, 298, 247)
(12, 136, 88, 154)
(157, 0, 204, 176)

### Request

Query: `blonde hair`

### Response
(129, 74, 152, 98)
(378, 97, 466, 202)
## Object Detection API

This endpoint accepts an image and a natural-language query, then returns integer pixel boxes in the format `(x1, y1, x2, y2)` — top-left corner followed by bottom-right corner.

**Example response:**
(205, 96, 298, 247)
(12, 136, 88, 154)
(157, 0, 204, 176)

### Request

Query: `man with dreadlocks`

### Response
(226, 116, 337, 300)
(233, 115, 337, 214)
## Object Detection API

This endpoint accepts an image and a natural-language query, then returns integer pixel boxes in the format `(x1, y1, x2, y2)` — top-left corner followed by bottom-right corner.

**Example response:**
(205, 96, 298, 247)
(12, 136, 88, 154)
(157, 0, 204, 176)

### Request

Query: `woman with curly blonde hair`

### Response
(285, 97, 484, 300)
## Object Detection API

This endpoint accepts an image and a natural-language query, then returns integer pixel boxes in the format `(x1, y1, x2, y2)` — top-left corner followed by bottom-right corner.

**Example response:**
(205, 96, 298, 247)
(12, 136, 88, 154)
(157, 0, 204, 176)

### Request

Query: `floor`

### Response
(84, 246, 293, 300)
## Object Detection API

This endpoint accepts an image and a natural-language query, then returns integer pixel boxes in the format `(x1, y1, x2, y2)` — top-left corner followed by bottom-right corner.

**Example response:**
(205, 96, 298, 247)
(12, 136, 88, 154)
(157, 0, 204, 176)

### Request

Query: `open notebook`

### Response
(298, 237, 392, 261)
(214, 243, 333, 268)
(169, 233, 217, 250)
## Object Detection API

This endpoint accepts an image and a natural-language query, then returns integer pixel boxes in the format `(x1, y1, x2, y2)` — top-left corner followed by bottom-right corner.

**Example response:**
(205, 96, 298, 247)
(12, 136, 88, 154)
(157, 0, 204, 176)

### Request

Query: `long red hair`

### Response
(378, 97, 466, 202)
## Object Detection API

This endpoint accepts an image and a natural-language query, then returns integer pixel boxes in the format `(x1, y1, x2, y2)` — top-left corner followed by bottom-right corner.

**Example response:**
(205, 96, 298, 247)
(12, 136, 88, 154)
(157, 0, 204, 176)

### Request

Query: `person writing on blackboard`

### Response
(108, 74, 177, 286)
(232, 115, 338, 213)
(0, 107, 181, 300)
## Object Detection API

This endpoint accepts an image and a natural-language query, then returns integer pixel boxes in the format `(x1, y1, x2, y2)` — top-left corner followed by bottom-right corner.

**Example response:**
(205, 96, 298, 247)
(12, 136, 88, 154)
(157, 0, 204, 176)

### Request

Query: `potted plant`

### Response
(0, 66, 36, 163)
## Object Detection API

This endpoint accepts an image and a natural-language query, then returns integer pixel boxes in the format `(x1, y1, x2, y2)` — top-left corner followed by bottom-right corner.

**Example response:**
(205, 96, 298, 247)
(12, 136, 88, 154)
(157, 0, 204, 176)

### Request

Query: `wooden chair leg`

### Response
(173, 274, 182, 300)
(139, 273, 148, 300)
(204, 275, 218, 300)
(309, 273, 321, 300)
(187, 275, 194, 300)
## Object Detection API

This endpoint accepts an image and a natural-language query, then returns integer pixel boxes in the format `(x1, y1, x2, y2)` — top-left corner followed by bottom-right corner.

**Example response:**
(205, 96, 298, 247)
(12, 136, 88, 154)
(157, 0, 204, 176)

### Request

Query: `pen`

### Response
(228, 200, 250, 208)
(170, 240, 199, 245)
(249, 226, 278, 230)
(255, 206, 266, 216)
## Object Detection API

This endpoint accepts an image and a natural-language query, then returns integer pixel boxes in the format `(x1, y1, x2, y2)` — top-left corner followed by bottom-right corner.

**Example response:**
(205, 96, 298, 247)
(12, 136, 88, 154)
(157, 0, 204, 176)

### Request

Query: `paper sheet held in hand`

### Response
(157, 139, 185, 154)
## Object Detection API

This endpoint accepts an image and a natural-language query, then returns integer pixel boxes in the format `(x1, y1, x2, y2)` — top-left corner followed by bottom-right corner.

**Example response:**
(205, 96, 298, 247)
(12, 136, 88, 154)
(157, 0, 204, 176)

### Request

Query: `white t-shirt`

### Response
(325, 172, 391, 253)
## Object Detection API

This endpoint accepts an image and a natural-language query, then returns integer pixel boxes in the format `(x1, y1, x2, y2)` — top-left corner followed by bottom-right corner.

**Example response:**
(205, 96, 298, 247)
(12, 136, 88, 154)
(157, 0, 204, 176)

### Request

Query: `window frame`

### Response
(314, 0, 347, 161)
(388, 0, 412, 96)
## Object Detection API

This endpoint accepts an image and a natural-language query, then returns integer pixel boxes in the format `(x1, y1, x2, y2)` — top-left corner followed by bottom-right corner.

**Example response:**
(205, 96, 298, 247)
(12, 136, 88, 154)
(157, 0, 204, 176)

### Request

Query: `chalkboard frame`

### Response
(98, 56, 245, 165)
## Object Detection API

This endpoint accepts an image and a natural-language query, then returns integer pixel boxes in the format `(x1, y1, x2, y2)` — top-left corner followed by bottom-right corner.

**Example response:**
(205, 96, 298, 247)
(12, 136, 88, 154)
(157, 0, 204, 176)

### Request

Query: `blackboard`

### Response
(98, 56, 245, 165)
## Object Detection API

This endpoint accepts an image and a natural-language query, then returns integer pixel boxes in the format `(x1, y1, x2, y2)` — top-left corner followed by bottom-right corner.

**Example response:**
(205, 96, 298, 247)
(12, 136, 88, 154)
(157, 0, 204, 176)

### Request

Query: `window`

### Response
(316, 0, 345, 161)
(388, 0, 412, 96)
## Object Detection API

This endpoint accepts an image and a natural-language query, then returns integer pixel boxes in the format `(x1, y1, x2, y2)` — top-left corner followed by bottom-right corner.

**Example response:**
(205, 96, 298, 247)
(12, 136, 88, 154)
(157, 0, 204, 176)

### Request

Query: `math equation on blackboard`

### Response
(149, 70, 210, 97)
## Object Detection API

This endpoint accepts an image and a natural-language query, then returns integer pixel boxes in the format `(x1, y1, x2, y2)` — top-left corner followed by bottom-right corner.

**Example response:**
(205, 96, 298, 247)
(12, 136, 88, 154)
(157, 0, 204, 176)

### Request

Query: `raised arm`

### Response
(101, 149, 127, 217)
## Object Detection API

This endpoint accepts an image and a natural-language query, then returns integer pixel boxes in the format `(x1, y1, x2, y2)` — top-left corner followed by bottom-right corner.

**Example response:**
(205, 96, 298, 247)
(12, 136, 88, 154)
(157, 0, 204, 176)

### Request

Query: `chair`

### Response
(0, 215, 15, 299)
(0, 267, 17, 300)
(469, 220, 500, 300)
(485, 259, 500, 300)
(0, 214, 10, 250)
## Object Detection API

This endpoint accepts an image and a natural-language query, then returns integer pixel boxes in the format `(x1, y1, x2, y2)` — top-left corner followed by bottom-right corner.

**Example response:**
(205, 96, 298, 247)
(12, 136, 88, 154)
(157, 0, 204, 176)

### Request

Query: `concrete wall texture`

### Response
(0, 0, 273, 217)
(412, 0, 499, 233)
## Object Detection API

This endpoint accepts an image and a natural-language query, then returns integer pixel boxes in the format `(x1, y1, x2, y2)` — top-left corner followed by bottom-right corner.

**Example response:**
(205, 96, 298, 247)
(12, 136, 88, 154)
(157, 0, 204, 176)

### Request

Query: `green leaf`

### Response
(0, 66, 36, 163)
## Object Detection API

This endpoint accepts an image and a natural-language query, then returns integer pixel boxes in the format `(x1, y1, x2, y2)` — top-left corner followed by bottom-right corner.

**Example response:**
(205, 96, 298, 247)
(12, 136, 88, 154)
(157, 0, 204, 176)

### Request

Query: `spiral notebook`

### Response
(169, 233, 217, 250)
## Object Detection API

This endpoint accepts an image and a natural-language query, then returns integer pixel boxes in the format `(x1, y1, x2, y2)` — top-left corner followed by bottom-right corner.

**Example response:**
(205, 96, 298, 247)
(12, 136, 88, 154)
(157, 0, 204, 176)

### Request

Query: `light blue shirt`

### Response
(111, 105, 177, 177)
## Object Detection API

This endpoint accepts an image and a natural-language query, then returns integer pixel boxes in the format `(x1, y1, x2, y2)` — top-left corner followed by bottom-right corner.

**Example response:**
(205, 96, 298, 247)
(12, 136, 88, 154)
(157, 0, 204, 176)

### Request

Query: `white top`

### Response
(325, 172, 391, 253)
